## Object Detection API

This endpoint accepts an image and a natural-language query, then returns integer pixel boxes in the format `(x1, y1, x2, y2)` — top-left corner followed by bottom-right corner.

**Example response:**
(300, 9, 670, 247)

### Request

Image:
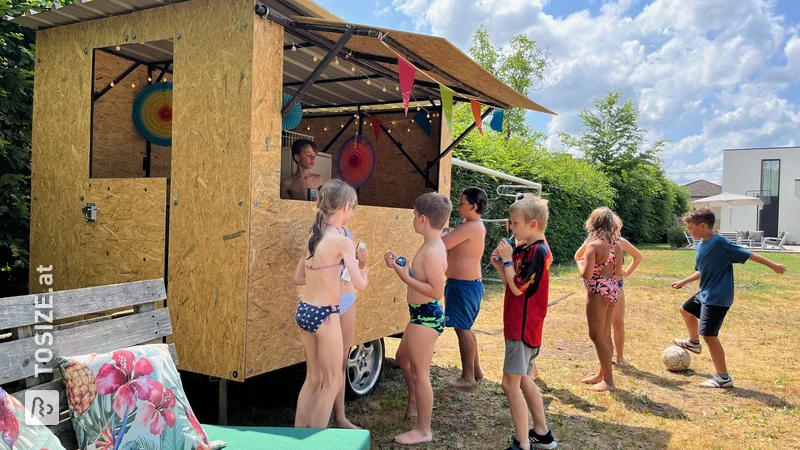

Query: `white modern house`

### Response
(722, 146, 799, 245)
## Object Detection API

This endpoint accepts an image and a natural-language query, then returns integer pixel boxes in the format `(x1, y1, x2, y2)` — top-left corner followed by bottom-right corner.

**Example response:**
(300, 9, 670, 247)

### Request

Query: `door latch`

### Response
(82, 202, 98, 222)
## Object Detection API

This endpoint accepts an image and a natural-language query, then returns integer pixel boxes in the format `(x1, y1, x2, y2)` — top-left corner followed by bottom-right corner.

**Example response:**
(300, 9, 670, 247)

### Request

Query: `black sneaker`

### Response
(529, 428, 558, 449)
(506, 436, 524, 450)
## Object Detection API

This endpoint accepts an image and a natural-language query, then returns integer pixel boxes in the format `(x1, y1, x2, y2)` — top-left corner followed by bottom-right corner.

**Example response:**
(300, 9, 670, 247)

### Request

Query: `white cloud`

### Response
(390, 0, 799, 186)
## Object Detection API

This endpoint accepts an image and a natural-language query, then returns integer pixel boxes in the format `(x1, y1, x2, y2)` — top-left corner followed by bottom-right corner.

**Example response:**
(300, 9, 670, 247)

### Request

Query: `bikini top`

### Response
(304, 225, 352, 275)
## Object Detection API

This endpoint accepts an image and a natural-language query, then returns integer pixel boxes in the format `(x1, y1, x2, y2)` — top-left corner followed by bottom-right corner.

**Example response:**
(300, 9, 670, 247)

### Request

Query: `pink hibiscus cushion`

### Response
(0, 386, 65, 449)
(56, 344, 223, 450)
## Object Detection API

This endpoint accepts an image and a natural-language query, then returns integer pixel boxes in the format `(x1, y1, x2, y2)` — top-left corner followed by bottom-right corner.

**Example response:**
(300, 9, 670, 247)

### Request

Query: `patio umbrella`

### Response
(690, 192, 764, 230)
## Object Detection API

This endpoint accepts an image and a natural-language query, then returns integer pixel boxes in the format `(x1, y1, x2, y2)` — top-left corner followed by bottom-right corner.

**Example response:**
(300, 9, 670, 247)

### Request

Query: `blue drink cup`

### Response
(395, 256, 407, 267)
(496, 237, 515, 261)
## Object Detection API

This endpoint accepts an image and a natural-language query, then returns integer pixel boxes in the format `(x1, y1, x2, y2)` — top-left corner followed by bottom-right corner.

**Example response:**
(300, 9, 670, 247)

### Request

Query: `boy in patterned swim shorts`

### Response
(384, 192, 452, 445)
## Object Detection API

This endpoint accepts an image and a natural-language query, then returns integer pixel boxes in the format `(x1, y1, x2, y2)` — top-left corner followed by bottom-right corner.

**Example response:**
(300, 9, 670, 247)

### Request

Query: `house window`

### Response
(760, 159, 780, 197)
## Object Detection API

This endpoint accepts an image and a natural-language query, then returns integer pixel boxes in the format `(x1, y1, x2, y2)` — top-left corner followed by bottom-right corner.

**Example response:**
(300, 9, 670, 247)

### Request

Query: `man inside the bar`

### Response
(280, 139, 323, 201)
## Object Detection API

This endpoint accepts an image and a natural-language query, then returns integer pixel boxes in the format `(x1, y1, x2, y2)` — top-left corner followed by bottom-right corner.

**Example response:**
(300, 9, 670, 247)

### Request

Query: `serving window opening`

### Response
(89, 40, 174, 179)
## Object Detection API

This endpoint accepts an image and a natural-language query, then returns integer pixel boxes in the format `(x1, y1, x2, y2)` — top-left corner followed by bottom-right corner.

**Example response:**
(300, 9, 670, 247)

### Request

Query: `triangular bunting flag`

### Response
(490, 109, 505, 133)
(412, 111, 431, 136)
(470, 100, 483, 136)
(370, 117, 383, 141)
(439, 84, 453, 132)
(398, 57, 417, 116)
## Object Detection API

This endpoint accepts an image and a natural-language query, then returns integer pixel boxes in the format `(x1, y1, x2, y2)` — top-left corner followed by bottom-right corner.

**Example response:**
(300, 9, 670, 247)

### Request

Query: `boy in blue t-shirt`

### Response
(672, 207, 786, 388)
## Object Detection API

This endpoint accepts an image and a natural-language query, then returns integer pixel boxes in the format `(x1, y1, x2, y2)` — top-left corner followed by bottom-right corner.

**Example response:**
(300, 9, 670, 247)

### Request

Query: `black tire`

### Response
(344, 338, 385, 400)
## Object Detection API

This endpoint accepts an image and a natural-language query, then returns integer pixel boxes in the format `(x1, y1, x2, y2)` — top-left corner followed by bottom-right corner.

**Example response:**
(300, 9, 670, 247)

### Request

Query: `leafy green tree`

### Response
(466, 24, 550, 140)
(0, 0, 67, 294)
(560, 91, 690, 243)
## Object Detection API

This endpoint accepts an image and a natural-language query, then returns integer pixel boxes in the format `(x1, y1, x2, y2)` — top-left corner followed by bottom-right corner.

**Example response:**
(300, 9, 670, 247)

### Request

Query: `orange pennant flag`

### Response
(470, 100, 483, 136)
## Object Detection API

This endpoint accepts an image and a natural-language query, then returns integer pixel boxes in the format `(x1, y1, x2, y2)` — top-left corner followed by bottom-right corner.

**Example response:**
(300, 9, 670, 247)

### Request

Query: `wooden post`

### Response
(218, 378, 228, 425)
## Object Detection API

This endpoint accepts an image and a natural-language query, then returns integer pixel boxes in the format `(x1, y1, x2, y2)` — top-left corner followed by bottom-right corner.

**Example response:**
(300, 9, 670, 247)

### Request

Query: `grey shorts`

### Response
(503, 339, 540, 376)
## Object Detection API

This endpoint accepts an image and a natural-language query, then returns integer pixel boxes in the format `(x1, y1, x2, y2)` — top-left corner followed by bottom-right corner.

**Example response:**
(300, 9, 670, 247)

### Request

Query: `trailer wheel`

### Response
(345, 338, 384, 399)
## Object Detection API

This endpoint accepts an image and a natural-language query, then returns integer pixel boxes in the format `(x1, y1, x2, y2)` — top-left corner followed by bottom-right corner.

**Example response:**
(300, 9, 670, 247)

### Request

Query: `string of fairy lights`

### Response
(289, 38, 441, 135)
(105, 44, 171, 89)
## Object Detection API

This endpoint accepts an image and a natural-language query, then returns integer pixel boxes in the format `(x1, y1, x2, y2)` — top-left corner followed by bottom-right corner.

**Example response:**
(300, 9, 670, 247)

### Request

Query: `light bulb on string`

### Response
(351, 65, 356, 72)
(334, 57, 339, 65)
(131, 82, 136, 88)
(382, 85, 387, 93)
(427, 113, 430, 118)
(116, 45, 121, 51)
(387, 129, 392, 134)
(110, 81, 115, 87)
(417, 106, 421, 111)
(366, 79, 371, 85)
(307, 126, 311, 131)
(312, 54, 318, 62)
(147, 76, 152, 82)
(291, 43, 296, 51)
(407, 128, 411, 133)
(395, 85, 400, 91)
(323, 126, 328, 131)
(340, 123, 344, 128)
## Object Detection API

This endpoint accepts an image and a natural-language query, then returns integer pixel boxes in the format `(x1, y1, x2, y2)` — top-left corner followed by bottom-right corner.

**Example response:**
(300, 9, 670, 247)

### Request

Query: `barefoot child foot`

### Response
(581, 373, 603, 384)
(615, 356, 631, 366)
(589, 380, 616, 392)
(394, 428, 433, 445)
(449, 376, 476, 389)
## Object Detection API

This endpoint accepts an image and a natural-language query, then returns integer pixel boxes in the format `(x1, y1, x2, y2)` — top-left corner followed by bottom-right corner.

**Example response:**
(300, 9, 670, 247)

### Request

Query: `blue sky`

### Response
(314, 0, 800, 186)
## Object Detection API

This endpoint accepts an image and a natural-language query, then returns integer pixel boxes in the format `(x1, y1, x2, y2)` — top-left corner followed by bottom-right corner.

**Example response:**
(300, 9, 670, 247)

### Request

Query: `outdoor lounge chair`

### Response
(684, 230, 698, 248)
(763, 232, 789, 251)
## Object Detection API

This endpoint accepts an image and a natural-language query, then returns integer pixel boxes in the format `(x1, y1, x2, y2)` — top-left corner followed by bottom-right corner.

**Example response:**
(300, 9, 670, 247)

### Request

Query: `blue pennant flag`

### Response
(413, 110, 431, 136)
(490, 109, 505, 133)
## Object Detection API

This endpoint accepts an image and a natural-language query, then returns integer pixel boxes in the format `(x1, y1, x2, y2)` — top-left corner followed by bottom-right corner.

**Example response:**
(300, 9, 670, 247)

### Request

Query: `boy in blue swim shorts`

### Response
(442, 187, 488, 388)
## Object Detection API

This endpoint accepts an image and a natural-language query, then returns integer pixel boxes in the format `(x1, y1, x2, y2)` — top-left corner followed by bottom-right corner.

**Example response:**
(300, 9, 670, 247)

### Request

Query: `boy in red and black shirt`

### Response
(492, 197, 556, 450)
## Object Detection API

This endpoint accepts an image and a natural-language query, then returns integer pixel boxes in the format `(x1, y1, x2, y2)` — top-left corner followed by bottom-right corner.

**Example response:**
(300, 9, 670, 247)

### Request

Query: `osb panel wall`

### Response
(28, 0, 254, 381)
(293, 111, 441, 208)
(82, 178, 167, 287)
(91, 51, 173, 179)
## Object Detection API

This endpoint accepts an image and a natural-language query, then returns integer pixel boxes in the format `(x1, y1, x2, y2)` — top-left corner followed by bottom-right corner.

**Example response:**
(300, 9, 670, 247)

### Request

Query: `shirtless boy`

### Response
(280, 139, 323, 201)
(442, 187, 488, 388)
(384, 192, 452, 445)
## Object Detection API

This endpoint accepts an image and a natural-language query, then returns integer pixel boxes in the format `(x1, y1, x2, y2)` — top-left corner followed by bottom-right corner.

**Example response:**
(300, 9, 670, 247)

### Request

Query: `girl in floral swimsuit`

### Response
(575, 207, 624, 392)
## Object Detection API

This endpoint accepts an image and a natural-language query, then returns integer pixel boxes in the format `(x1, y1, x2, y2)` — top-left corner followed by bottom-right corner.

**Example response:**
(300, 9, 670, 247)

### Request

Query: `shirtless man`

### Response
(280, 139, 323, 201)
(442, 188, 488, 389)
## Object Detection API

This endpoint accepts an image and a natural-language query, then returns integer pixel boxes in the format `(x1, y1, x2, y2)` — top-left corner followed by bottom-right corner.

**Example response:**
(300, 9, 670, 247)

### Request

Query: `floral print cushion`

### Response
(0, 386, 66, 450)
(57, 344, 223, 450)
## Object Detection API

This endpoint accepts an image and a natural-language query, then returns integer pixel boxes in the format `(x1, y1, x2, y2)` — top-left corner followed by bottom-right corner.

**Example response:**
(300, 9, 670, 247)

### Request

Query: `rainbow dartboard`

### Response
(337, 135, 376, 188)
(132, 82, 173, 147)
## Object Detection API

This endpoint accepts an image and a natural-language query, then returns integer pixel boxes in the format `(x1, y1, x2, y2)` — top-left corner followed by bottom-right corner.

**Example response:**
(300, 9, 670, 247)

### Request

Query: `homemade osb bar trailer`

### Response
(14, 0, 553, 417)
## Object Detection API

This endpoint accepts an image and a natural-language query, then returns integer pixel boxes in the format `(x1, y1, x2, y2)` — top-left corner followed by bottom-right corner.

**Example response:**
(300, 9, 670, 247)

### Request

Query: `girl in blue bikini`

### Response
(292, 180, 368, 428)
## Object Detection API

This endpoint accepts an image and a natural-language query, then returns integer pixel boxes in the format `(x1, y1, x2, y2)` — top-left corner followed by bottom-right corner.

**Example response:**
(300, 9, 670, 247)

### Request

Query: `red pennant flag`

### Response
(398, 57, 417, 115)
(370, 117, 383, 141)
(471, 100, 483, 136)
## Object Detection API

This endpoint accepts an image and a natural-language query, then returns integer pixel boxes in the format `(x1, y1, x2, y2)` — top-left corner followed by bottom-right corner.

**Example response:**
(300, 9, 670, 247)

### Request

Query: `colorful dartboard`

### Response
(337, 135, 376, 188)
(132, 81, 173, 147)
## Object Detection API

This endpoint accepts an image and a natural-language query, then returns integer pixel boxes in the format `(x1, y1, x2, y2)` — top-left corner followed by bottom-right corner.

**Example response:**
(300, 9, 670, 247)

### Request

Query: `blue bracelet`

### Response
(502, 260, 513, 267)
